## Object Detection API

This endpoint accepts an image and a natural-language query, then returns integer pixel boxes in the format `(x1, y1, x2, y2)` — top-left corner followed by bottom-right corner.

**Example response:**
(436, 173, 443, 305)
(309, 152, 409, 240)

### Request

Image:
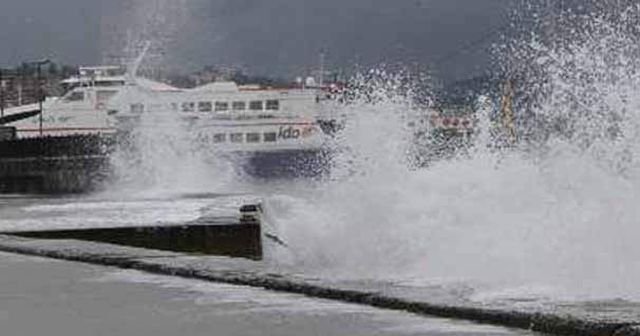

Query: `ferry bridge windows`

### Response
(198, 101, 212, 112)
(98, 80, 125, 87)
(266, 100, 280, 111)
(230, 133, 244, 143)
(263, 132, 277, 142)
(213, 133, 226, 143)
(182, 102, 195, 112)
(232, 101, 246, 111)
(249, 101, 263, 111)
(215, 102, 229, 112)
(246, 133, 261, 143)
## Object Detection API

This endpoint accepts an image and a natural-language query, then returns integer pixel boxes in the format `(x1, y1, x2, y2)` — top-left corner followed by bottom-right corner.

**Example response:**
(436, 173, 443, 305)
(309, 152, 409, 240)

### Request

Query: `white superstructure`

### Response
(109, 79, 330, 153)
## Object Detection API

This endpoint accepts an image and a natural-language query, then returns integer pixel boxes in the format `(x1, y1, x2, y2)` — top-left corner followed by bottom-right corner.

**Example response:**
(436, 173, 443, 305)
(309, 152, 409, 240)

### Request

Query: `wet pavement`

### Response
(0, 252, 536, 336)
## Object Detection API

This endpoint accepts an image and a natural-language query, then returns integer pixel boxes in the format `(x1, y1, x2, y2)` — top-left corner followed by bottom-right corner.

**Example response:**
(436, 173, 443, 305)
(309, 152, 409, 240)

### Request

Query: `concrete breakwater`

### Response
(0, 135, 112, 193)
(0, 233, 639, 336)
(11, 222, 263, 260)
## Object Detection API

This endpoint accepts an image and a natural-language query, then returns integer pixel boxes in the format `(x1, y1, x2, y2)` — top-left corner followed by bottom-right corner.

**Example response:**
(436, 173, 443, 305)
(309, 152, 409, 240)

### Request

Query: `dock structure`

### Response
(2, 203, 266, 260)
(0, 135, 111, 193)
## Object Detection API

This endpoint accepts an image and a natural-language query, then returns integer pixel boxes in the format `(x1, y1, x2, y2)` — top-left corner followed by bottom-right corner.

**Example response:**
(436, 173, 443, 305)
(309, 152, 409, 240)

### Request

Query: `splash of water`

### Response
(107, 108, 242, 198)
(98, 0, 245, 198)
(266, 6, 640, 300)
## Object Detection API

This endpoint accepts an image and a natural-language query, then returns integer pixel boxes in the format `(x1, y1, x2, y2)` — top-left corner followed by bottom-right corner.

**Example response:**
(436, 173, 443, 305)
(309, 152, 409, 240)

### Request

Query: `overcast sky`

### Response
(0, 0, 548, 81)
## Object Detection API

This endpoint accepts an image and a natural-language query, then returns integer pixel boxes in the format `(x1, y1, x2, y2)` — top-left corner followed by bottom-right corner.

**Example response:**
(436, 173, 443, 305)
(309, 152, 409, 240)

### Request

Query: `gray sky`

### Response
(0, 0, 519, 81)
(0, 0, 106, 66)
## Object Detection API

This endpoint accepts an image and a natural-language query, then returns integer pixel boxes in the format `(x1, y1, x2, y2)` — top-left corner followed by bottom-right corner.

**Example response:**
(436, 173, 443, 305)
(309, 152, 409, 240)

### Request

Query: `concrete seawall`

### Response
(0, 156, 108, 193)
(0, 135, 111, 193)
(0, 234, 638, 336)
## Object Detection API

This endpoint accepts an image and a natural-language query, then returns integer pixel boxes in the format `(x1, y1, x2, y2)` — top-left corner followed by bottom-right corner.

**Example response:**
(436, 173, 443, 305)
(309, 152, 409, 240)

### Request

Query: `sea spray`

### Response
(100, 0, 243, 198)
(266, 6, 640, 300)
(107, 107, 240, 197)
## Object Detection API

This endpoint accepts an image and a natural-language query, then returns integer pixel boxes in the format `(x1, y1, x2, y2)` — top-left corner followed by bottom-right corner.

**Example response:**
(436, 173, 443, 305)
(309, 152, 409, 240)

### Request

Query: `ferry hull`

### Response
(231, 149, 331, 179)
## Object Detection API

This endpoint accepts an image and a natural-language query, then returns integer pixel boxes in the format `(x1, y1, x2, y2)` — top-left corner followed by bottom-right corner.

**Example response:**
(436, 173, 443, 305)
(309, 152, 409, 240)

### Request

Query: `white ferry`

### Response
(0, 57, 336, 176)
(108, 78, 334, 177)
(0, 64, 334, 145)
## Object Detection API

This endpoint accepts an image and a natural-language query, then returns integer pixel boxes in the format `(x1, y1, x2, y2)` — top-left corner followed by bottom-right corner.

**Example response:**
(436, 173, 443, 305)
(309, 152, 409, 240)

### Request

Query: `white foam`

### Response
(264, 7, 640, 302)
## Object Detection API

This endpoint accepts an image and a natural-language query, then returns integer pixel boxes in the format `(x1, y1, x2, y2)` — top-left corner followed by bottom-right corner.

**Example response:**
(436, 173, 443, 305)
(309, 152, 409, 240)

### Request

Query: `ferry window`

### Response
(64, 91, 85, 102)
(215, 102, 229, 112)
(263, 132, 277, 142)
(196, 133, 209, 143)
(182, 102, 195, 112)
(232, 101, 246, 111)
(246, 133, 260, 143)
(230, 133, 243, 143)
(130, 103, 144, 114)
(213, 133, 226, 143)
(198, 102, 212, 112)
(249, 101, 263, 111)
(266, 100, 280, 110)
